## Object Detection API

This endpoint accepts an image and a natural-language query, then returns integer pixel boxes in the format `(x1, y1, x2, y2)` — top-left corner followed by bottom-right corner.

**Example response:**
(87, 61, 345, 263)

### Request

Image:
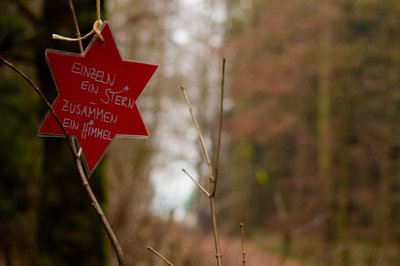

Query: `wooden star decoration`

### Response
(39, 21, 158, 174)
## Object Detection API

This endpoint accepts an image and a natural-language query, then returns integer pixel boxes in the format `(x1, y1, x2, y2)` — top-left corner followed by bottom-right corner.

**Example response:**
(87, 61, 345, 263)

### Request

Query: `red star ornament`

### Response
(38, 21, 158, 174)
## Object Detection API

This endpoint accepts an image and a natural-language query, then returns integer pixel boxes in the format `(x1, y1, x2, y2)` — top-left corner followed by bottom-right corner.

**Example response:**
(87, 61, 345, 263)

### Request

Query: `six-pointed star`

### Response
(39, 21, 158, 174)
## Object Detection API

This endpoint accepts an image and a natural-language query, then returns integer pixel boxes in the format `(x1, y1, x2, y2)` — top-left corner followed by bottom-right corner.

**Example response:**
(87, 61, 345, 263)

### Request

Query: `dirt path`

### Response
(197, 234, 299, 266)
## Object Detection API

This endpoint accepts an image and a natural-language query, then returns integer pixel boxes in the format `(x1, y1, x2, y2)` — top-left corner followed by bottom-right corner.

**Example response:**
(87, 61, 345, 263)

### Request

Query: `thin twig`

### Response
(68, 0, 88, 198)
(209, 58, 227, 266)
(213, 57, 226, 197)
(53, 0, 104, 43)
(0, 55, 75, 155)
(68, 0, 84, 53)
(76, 154, 126, 266)
(240, 222, 247, 266)
(146, 246, 175, 266)
(181, 86, 215, 187)
(0, 55, 126, 266)
(182, 169, 210, 197)
(181, 86, 222, 265)
(180, 58, 226, 266)
(210, 197, 222, 265)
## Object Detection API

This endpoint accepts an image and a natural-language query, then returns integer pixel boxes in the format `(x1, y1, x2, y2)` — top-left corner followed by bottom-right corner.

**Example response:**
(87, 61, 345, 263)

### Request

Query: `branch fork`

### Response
(147, 58, 226, 266)
(180, 58, 226, 266)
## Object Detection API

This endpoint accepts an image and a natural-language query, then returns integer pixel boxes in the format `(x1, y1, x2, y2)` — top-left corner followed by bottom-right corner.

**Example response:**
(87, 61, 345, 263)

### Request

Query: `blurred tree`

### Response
(0, 70, 42, 265)
(332, 1, 400, 264)
(1, 1, 42, 265)
(223, 0, 400, 265)
(317, 1, 336, 263)
(223, 0, 322, 231)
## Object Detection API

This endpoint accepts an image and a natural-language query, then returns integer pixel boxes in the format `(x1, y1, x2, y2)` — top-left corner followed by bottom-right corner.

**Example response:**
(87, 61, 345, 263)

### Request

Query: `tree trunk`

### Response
(35, 1, 107, 265)
(317, 7, 333, 263)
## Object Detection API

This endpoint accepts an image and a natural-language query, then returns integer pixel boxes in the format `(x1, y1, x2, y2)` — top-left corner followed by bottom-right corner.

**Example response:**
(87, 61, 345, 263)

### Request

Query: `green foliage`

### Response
(255, 170, 269, 186)
(240, 142, 254, 160)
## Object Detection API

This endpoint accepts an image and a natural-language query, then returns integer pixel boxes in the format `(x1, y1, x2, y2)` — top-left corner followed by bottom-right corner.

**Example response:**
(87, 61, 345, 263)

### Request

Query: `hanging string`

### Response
(53, 0, 104, 43)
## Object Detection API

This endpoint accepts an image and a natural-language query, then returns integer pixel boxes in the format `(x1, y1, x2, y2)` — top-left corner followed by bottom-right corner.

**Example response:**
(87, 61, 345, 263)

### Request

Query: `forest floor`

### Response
(201, 233, 299, 266)
(145, 216, 300, 265)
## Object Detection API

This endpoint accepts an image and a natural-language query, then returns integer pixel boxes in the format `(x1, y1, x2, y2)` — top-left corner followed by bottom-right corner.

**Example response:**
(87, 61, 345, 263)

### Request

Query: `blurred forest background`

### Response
(1, 0, 400, 265)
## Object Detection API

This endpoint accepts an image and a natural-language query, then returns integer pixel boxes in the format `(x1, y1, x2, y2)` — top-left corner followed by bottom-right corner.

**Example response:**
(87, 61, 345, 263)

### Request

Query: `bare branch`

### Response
(240, 222, 247, 266)
(210, 198, 222, 266)
(213, 57, 226, 197)
(180, 86, 215, 187)
(0, 55, 75, 153)
(182, 169, 210, 197)
(68, 0, 84, 53)
(0, 55, 126, 266)
(146, 246, 175, 266)
(180, 58, 227, 266)
(76, 154, 126, 266)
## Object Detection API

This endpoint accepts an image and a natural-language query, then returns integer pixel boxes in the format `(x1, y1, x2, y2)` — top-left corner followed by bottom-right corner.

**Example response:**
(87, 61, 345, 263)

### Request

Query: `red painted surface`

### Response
(39, 21, 158, 173)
